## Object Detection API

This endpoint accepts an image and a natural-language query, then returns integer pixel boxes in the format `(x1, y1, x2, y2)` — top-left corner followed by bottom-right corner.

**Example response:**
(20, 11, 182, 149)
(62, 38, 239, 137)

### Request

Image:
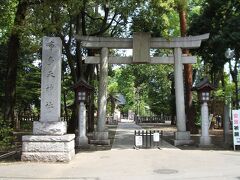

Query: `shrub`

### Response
(0, 116, 15, 150)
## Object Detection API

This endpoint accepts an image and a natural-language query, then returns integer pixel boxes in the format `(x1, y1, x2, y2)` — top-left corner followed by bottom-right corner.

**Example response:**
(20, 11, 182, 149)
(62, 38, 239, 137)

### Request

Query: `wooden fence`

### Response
(15, 114, 116, 130)
(135, 115, 172, 124)
(14, 115, 70, 130)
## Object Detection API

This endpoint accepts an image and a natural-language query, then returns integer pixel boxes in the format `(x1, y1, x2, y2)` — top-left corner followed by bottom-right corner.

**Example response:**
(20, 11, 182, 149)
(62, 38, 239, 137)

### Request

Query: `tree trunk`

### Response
(110, 95, 115, 116)
(234, 52, 239, 109)
(179, 8, 198, 134)
(62, 72, 69, 121)
(67, 101, 77, 133)
(88, 91, 95, 133)
(170, 74, 176, 125)
(4, 1, 28, 127)
(229, 59, 239, 110)
(234, 77, 239, 109)
(179, 10, 187, 37)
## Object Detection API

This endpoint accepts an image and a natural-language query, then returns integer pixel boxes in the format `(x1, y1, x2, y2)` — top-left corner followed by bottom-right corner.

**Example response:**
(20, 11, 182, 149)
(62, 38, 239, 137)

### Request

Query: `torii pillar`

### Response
(173, 47, 192, 146)
(91, 48, 110, 145)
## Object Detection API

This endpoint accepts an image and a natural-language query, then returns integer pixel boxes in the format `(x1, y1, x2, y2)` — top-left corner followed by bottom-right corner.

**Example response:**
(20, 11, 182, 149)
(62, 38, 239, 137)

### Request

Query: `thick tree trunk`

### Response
(179, 10, 187, 37)
(170, 74, 176, 125)
(67, 101, 77, 133)
(234, 53, 239, 109)
(86, 50, 97, 133)
(234, 78, 239, 109)
(62, 73, 69, 121)
(66, 1, 114, 133)
(108, 95, 116, 116)
(4, 35, 19, 127)
(229, 59, 239, 110)
(88, 91, 95, 133)
(4, 1, 28, 127)
(179, 9, 198, 134)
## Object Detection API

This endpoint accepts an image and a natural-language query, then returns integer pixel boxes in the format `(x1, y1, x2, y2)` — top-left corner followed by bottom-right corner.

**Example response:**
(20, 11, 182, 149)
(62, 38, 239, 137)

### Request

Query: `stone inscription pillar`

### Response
(91, 47, 110, 145)
(33, 37, 66, 134)
(173, 48, 192, 146)
(21, 37, 75, 162)
(199, 102, 211, 146)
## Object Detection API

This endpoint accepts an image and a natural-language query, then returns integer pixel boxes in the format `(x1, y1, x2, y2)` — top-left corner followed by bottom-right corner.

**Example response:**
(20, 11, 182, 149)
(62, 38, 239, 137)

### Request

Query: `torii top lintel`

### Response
(75, 32, 209, 49)
(75, 32, 209, 64)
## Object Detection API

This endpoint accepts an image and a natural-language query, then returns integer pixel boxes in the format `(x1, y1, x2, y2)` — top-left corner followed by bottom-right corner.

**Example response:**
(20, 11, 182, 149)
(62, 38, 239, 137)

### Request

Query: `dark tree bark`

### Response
(4, 1, 28, 127)
(65, 0, 118, 133)
(62, 72, 69, 121)
(179, 10, 187, 37)
(178, 7, 198, 134)
(85, 50, 97, 133)
(170, 75, 176, 125)
(76, 14, 84, 79)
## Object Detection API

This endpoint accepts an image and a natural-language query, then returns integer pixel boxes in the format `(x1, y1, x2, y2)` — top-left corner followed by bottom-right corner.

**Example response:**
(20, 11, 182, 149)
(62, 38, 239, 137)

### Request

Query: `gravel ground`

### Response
(138, 121, 234, 150)
(0, 121, 235, 162)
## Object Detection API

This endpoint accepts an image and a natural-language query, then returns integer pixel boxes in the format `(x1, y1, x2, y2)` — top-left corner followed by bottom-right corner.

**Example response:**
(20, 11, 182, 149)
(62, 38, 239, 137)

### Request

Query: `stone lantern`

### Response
(193, 77, 215, 146)
(73, 78, 94, 148)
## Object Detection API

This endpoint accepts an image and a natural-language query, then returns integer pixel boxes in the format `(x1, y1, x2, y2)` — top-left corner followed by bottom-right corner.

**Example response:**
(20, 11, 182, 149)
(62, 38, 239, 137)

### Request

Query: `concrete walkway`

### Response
(112, 122, 141, 149)
(0, 122, 240, 180)
(112, 122, 179, 150)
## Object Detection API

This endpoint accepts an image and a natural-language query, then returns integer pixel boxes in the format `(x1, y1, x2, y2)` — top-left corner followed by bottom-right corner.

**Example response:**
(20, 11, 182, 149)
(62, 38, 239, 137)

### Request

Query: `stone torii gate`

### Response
(76, 32, 209, 146)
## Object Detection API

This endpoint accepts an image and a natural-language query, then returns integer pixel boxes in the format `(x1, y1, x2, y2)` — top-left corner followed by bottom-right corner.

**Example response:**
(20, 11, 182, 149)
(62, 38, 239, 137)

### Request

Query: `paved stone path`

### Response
(112, 122, 141, 149)
(112, 122, 179, 150)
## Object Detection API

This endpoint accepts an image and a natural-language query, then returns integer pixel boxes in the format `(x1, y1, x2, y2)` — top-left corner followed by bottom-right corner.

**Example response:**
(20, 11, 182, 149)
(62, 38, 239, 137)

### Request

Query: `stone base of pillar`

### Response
(90, 131, 110, 145)
(199, 136, 212, 146)
(76, 136, 89, 148)
(33, 121, 67, 135)
(173, 131, 194, 146)
(21, 134, 75, 162)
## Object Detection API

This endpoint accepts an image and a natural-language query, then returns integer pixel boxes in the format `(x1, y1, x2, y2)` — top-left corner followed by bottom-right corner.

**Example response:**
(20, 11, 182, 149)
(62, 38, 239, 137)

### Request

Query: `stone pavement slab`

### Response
(0, 150, 240, 180)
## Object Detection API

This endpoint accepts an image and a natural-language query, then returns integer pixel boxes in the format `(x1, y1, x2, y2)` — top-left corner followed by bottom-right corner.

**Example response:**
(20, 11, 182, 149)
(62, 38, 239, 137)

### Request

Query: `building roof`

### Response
(192, 77, 215, 91)
(72, 78, 94, 90)
(115, 93, 126, 105)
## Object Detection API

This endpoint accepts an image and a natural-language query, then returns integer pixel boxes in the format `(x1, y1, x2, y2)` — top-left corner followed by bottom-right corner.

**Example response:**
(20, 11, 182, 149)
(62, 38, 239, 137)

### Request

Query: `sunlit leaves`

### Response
(108, 64, 174, 115)
(189, 0, 240, 74)
(0, 0, 18, 43)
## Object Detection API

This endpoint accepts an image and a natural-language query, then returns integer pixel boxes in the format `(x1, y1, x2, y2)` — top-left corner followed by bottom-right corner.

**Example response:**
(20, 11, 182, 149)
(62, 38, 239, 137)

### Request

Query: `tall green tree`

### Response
(151, 0, 199, 132)
(189, 0, 240, 108)
(3, 0, 28, 127)
(176, 0, 198, 133)
(2, 0, 45, 127)
(15, 58, 41, 115)
(0, 44, 8, 113)
(110, 64, 174, 116)
(34, 0, 145, 132)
